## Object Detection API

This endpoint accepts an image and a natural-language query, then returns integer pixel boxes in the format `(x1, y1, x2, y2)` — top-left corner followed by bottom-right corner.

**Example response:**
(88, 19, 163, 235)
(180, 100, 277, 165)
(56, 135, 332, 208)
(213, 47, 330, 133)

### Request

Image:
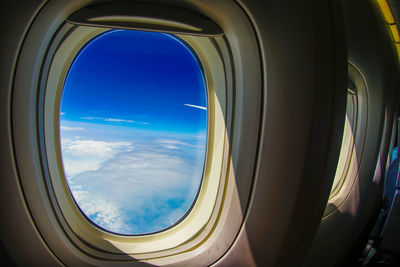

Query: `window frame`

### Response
(329, 87, 358, 198)
(325, 62, 369, 216)
(57, 28, 212, 237)
(44, 24, 230, 256)
(10, 0, 263, 264)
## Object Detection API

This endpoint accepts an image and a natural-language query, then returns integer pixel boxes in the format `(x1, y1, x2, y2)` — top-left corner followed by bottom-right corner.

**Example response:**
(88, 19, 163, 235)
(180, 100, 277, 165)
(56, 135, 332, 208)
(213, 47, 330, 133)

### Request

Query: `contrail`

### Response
(184, 104, 207, 110)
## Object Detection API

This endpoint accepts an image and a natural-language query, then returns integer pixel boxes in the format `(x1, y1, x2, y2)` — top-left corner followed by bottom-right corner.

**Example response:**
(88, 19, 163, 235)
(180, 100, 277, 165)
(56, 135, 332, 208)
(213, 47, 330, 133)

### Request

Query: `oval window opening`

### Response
(59, 29, 208, 235)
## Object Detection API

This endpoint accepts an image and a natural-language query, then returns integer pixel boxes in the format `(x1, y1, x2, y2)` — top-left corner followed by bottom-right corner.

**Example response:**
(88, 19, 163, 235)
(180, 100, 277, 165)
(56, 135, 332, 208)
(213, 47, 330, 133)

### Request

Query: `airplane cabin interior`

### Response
(1, 0, 400, 266)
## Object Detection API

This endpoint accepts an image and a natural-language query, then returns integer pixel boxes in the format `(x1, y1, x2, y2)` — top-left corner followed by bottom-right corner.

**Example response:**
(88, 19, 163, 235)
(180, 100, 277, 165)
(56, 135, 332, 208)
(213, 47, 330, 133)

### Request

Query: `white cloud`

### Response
(62, 158, 103, 178)
(81, 117, 148, 125)
(60, 112, 66, 116)
(184, 104, 207, 110)
(73, 190, 128, 233)
(61, 139, 132, 177)
(62, 139, 131, 158)
(157, 139, 189, 145)
(156, 138, 205, 149)
(80, 117, 103, 120)
(61, 126, 84, 131)
(66, 138, 206, 234)
(104, 118, 134, 123)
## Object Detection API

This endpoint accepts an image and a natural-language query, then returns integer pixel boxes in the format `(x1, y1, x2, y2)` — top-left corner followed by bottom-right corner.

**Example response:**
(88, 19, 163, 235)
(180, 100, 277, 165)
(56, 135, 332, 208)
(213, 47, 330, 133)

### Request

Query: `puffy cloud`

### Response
(62, 139, 131, 158)
(61, 139, 132, 177)
(62, 158, 103, 178)
(73, 189, 128, 233)
(65, 137, 206, 234)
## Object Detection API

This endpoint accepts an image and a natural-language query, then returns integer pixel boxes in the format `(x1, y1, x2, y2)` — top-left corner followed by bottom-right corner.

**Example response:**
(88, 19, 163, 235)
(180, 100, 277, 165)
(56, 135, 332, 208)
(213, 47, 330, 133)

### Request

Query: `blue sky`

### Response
(60, 29, 207, 234)
(61, 29, 207, 134)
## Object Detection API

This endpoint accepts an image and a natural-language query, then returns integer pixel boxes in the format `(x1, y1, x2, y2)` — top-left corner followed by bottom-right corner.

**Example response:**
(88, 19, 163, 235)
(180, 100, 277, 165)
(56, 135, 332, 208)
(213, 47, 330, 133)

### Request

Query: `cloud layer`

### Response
(62, 136, 206, 234)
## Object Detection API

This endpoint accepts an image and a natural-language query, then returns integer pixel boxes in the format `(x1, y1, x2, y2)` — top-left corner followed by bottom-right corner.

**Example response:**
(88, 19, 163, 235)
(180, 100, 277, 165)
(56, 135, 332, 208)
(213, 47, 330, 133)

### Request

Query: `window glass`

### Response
(60, 29, 208, 235)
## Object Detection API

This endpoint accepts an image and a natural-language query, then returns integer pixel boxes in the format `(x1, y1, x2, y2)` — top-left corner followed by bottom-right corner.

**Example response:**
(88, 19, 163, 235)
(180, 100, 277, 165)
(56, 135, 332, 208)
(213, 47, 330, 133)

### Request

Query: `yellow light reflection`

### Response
(390, 24, 400, 43)
(376, 0, 395, 24)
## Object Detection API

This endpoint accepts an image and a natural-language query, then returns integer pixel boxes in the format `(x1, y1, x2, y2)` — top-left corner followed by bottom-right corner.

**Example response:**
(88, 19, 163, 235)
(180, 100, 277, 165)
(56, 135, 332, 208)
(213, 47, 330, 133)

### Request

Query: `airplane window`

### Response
(59, 29, 208, 235)
(330, 88, 357, 197)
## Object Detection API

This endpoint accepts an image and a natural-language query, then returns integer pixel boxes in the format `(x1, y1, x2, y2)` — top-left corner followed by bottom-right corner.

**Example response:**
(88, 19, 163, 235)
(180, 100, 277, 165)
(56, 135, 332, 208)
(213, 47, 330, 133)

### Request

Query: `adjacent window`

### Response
(330, 87, 358, 198)
(60, 29, 208, 235)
